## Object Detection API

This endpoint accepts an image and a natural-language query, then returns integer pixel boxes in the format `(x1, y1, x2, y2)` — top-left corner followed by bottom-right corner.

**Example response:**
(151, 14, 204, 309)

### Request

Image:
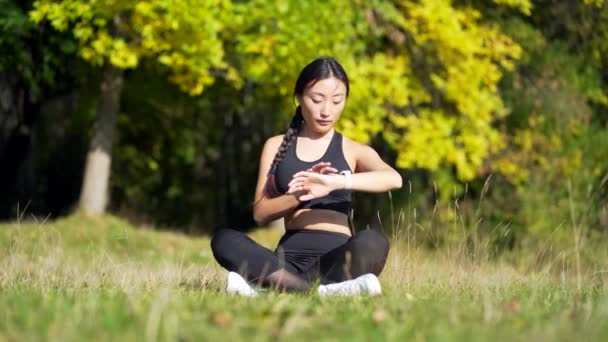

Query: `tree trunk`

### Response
(79, 63, 124, 214)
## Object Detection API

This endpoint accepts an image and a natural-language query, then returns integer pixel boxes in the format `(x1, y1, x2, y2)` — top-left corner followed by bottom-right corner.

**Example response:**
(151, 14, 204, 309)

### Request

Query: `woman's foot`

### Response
(226, 272, 259, 297)
(318, 273, 382, 296)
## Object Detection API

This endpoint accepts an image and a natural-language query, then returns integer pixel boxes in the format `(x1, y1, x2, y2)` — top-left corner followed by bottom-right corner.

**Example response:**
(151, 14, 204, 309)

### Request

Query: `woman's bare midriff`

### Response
(284, 209, 352, 236)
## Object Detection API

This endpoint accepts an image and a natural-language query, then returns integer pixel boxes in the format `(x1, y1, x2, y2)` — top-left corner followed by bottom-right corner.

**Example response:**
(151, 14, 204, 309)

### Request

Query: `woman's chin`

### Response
(312, 126, 334, 135)
(302, 123, 335, 136)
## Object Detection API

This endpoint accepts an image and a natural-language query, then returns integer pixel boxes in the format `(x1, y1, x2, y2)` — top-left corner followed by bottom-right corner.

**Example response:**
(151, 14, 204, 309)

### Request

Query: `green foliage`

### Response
(111, 69, 227, 227)
(228, 0, 525, 186)
(341, 0, 522, 186)
(29, 0, 232, 95)
(484, 7, 608, 243)
(384, 1, 608, 250)
(0, 1, 36, 78)
(0, 0, 77, 100)
(98, 0, 528, 228)
(493, 0, 533, 14)
(9, 0, 608, 243)
(584, 0, 605, 7)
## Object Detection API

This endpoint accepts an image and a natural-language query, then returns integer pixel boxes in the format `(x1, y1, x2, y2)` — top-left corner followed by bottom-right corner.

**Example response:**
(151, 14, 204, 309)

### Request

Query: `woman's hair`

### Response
(264, 57, 350, 197)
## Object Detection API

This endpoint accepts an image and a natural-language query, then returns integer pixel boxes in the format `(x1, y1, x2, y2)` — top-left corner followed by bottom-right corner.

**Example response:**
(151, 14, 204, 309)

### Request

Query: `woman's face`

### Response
(299, 77, 347, 135)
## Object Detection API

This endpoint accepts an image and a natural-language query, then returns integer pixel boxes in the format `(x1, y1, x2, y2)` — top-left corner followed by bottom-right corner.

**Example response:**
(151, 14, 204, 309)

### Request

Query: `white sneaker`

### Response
(318, 273, 382, 297)
(226, 272, 259, 297)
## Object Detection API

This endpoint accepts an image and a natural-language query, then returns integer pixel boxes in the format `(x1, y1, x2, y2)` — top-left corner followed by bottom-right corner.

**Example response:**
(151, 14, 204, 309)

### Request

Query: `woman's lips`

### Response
(317, 120, 332, 126)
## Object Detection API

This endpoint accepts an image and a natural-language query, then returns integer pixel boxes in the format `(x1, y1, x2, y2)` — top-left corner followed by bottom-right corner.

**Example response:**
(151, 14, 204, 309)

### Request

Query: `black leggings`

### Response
(210, 228, 389, 291)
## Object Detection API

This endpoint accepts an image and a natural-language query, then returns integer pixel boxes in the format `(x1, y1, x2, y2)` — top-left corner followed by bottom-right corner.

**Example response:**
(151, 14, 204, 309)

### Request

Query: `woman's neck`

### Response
(299, 126, 335, 140)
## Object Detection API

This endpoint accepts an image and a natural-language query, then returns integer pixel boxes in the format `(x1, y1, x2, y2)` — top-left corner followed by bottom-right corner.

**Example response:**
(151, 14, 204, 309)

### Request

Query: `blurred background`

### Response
(0, 0, 606, 253)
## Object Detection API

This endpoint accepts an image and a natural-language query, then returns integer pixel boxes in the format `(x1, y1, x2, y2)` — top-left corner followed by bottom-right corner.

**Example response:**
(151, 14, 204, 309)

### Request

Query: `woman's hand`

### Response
(287, 171, 344, 202)
(286, 162, 340, 201)
(307, 162, 337, 175)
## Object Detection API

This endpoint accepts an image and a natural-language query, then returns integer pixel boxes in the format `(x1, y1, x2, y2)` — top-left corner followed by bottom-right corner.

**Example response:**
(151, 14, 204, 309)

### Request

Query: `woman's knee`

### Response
(350, 230, 390, 273)
(210, 228, 240, 258)
(352, 229, 389, 256)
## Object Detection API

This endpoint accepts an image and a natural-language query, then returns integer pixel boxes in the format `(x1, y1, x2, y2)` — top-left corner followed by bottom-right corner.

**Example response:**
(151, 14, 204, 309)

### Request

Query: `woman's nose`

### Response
(321, 103, 330, 116)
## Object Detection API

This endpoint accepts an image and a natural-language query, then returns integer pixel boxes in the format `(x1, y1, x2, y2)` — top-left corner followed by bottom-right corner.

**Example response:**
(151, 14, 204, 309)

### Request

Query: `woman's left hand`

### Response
(287, 171, 343, 202)
(307, 162, 338, 175)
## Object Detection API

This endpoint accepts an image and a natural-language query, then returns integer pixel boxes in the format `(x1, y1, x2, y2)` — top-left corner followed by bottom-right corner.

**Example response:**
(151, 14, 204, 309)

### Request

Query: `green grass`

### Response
(1, 214, 607, 341)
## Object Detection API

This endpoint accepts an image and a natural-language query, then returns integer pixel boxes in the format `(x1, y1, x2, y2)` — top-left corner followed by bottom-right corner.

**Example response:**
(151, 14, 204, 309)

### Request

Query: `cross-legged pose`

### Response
(211, 57, 402, 296)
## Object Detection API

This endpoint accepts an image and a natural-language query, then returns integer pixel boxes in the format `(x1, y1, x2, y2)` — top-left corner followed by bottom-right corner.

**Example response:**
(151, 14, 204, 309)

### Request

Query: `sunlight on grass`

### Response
(1, 213, 607, 341)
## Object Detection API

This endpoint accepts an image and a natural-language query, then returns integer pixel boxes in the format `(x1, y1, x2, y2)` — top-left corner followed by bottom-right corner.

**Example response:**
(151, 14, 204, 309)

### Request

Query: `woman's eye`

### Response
(312, 99, 322, 104)
(333, 101, 342, 105)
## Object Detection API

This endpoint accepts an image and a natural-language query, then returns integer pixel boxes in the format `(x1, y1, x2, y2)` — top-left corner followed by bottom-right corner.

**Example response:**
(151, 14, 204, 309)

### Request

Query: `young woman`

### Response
(211, 57, 402, 296)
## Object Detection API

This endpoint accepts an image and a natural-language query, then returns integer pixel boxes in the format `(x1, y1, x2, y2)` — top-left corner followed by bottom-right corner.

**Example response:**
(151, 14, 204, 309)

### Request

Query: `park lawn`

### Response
(1, 214, 607, 341)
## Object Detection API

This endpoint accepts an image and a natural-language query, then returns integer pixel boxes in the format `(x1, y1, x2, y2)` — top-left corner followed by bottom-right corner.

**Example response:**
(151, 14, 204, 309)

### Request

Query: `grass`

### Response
(1, 213, 607, 341)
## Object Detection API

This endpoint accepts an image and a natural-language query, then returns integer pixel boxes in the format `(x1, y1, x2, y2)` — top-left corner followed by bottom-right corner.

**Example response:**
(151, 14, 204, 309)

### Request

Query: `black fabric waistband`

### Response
(279, 229, 351, 241)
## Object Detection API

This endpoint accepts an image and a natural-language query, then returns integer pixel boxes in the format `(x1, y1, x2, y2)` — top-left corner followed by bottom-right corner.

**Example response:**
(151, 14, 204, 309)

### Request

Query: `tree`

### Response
(106, 0, 532, 227)
(28, 0, 535, 227)
(231, 0, 526, 193)
(350, 0, 526, 187)
(1, 0, 83, 218)
(30, 0, 232, 214)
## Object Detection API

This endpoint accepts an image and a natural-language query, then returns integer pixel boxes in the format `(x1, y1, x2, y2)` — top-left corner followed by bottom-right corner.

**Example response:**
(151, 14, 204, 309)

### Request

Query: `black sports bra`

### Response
(274, 131, 352, 215)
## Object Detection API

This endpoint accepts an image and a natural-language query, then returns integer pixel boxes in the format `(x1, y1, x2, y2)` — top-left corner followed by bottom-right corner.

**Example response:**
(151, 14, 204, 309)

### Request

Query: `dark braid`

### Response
(265, 106, 303, 197)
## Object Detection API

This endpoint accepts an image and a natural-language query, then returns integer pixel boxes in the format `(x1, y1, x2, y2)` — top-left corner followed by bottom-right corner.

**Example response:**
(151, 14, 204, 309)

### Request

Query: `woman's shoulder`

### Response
(265, 134, 284, 146)
(340, 134, 371, 154)
(262, 134, 285, 152)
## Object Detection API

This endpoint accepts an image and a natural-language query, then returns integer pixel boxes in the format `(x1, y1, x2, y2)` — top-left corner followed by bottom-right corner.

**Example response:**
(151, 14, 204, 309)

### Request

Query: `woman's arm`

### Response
(252, 136, 301, 226)
(349, 142, 402, 192)
(287, 141, 402, 200)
